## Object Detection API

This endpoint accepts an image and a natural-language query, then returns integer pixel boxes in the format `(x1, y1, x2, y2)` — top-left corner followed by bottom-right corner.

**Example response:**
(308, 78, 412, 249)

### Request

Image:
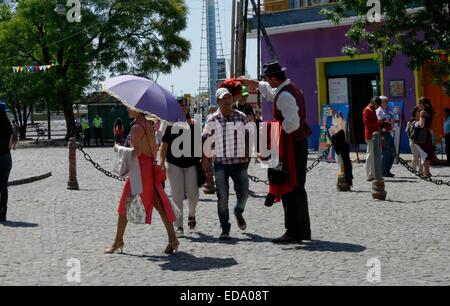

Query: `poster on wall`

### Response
(387, 101, 405, 154)
(328, 78, 349, 104)
(318, 103, 350, 162)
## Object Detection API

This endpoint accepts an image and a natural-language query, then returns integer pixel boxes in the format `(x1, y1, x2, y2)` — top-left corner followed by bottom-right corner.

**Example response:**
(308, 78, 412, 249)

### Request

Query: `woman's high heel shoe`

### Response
(164, 240, 180, 254)
(105, 241, 124, 254)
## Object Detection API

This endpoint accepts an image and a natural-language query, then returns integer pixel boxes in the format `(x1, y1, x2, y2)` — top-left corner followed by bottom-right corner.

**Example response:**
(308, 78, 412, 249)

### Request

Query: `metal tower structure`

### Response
(198, 0, 226, 107)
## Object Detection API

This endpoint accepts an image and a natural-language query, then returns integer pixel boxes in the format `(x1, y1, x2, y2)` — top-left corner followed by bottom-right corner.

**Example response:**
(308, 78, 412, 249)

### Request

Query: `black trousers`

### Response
(94, 127, 103, 146)
(0, 153, 12, 220)
(83, 128, 91, 147)
(281, 139, 311, 240)
(446, 133, 450, 165)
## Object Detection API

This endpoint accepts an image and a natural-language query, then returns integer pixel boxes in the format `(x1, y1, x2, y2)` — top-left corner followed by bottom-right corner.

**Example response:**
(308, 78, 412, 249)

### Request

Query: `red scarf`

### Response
(268, 120, 298, 203)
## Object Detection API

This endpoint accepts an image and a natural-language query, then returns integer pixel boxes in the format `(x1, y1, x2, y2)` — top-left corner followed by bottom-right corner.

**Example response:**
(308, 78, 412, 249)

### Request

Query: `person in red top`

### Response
(113, 118, 125, 145)
(363, 97, 381, 181)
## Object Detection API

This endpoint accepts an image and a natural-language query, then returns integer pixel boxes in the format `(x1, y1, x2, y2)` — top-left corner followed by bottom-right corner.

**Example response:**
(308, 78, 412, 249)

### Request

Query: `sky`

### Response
(157, 0, 257, 97)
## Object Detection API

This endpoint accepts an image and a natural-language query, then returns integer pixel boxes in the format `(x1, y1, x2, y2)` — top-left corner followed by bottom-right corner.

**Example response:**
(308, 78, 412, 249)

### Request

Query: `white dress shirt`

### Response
(258, 79, 300, 134)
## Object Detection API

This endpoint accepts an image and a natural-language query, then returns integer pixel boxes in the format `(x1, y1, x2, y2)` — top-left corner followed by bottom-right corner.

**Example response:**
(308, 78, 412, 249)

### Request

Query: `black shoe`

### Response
(235, 214, 247, 231)
(0, 208, 6, 223)
(367, 177, 375, 182)
(272, 233, 298, 244)
(264, 193, 276, 207)
(383, 173, 395, 178)
(219, 231, 231, 240)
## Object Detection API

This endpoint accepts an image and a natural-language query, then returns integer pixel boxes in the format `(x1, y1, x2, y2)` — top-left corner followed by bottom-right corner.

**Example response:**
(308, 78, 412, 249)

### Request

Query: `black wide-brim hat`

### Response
(262, 60, 287, 76)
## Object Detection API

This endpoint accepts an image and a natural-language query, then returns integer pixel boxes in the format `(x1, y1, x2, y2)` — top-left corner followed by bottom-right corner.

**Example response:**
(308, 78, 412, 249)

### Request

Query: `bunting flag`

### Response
(12, 63, 57, 74)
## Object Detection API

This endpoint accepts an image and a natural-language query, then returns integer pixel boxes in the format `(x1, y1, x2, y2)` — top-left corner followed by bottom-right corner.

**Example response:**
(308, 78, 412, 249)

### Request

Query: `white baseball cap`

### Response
(216, 88, 232, 100)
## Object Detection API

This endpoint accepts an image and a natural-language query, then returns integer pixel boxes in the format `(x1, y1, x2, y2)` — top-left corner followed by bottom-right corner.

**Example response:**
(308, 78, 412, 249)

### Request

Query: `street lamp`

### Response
(54, 1, 66, 16)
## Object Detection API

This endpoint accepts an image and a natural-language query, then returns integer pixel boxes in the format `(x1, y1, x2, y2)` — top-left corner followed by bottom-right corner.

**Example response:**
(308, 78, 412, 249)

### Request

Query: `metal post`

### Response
(67, 137, 79, 190)
(207, 0, 218, 106)
(47, 99, 51, 140)
(256, 0, 261, 109)
(230, 0, 237, 78)
(241, 0, 249, 76)
(236, 0, 243, 76)
(371, 132, 387, 200)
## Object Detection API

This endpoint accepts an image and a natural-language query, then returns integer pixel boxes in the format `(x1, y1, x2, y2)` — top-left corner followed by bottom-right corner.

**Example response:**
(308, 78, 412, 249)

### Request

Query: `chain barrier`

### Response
(395, 154, 450, 187)
(76, 141, 333, 186)
(76, 144, 127, 182)
(248, 146, 332, 185)
(306, 146, 331, 173)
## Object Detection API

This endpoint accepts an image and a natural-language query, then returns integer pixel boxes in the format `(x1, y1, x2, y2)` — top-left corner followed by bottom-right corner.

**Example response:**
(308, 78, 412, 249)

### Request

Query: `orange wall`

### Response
(422, 63, 450, 138)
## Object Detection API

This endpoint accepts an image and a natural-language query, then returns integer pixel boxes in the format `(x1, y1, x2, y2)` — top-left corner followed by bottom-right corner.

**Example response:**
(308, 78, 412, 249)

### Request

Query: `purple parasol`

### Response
(102, 75, 185, 122)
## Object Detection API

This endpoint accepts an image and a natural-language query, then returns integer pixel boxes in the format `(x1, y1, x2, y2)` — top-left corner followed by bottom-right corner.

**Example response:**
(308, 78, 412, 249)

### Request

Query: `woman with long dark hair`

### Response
(0, 102, 13, 222)
(417, 97, 437, 177)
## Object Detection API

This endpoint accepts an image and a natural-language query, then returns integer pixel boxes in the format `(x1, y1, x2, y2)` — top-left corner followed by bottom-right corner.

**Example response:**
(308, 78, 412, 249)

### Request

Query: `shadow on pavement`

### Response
(386, 199, 449, 204)
(295, 240, 366, 253)
(143, 252, 238, 272)
(197, 198, 215, 203)
(384, 179, 418, 183)
(184, 232, 273, 245)
(0, 221, 39, 228)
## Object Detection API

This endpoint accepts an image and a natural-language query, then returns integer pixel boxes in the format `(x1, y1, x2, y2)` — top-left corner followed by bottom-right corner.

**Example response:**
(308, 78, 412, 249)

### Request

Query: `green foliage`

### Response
(322, 0, 450, 95)
(0, 0, 191, 135)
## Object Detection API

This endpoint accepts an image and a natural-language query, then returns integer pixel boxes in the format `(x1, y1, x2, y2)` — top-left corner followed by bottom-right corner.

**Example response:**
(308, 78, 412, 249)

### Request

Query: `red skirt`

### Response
(118, 155, 176, 224)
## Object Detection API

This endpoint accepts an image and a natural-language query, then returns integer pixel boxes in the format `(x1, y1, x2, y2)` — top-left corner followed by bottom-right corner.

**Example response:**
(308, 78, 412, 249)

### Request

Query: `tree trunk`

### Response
(61, 98, 75, 141)
(19, 125, 27, 141)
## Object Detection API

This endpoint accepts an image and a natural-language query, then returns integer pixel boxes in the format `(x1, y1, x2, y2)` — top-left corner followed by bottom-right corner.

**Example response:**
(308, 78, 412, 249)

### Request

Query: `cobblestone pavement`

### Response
(1, 147, 449, 286)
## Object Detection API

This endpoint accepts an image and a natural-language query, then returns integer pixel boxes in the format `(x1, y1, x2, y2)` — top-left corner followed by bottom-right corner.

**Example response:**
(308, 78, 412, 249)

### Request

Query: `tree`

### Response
(0, 68, 48, 140)
(0, 0, 191, 138)
(322, 0, 450, 95)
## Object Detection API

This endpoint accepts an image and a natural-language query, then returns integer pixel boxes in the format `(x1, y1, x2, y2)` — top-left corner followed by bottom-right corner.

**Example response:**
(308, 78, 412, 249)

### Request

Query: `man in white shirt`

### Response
(240, 60, 312, 244)
(376, 96, 395, 177)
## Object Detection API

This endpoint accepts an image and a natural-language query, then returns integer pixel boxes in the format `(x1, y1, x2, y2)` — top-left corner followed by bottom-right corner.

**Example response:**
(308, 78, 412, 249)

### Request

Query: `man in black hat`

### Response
(240, 60, 312, 244)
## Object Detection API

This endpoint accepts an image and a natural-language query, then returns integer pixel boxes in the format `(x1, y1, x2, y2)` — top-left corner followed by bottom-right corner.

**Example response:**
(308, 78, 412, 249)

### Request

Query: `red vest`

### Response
(269, 82, 311, 203)
(274, 83, 312, 142)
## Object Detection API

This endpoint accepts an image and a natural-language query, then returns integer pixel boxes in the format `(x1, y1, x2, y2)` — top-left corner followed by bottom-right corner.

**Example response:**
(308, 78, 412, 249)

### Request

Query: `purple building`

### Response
(251, 1, 449, 152)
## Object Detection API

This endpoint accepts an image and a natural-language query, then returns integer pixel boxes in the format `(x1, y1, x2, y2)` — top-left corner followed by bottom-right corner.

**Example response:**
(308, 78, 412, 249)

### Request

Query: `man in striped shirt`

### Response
(203, 88, 251, 240)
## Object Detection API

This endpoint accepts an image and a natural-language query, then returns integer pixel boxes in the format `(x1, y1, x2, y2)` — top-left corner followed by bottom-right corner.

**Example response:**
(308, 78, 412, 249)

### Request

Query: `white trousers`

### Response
(167, 163, 199, 229)
(366, 140, 375, 180)
(410, 142, 427, 173)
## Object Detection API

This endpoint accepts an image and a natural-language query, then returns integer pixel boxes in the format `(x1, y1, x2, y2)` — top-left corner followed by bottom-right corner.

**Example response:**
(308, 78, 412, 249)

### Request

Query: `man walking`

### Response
(363, 97, 381, 181)
(203, 88, 250, 240)
(377, 96, 396, 177)
(93, 114, 104, 147)
(241, 60, 312, 244)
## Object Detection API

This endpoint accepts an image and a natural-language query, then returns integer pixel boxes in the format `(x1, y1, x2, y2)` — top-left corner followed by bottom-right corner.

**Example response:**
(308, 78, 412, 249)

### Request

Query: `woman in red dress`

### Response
(106, 107, 179, 255)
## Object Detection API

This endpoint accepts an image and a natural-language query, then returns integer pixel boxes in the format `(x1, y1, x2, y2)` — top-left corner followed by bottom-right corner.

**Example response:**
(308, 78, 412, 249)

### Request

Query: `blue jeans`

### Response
(214, 163, 249, 232)
(382, 132, 395, 176)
